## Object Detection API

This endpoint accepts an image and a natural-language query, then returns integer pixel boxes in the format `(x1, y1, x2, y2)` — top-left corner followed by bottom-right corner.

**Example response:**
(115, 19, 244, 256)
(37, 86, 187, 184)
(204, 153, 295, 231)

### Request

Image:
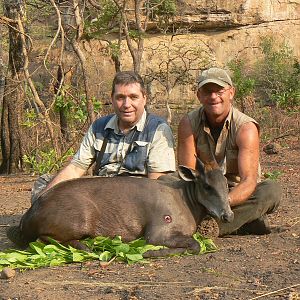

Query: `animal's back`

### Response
(17, 176, 195, 245)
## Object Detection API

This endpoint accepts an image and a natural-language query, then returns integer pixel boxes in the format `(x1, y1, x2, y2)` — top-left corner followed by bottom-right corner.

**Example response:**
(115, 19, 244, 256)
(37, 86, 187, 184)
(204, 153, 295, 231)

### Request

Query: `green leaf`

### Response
(193, 232, 218, 254)
(115, 244, 130, 255)
(2, 252, 29, 262)
(99, 251, 113, 262)
(0, 234, 218, 271)
(0, 259, 10, 264)
(111, 236, 122, 245)
(137, 244, 165, 254)
(29, 243, 47, 257)
(46, 238, 70, 251)
(43, 244, 63, 253)
(125, 253, 144, 262)
(50, 258, 67, 267)
(93, 236, 110, 243)
(72, 252, 85, 262)
(128, 238, 147, 248)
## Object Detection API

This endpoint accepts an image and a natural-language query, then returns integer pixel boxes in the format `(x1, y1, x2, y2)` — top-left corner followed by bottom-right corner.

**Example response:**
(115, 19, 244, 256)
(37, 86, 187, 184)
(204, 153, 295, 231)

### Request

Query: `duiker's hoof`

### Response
(197, 217, 220, 238)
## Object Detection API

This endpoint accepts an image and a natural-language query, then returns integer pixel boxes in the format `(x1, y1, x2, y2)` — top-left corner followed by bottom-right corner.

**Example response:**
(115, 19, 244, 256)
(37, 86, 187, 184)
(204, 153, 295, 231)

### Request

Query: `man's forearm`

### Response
(228, 178, 257, 207)
(148, 172, 170, 179)
(44, 163, 87, 192)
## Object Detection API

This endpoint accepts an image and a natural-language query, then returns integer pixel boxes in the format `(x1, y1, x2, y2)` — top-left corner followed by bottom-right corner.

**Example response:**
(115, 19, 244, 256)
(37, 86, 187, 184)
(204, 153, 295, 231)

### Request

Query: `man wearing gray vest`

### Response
(32, 71, 176, 202)
(177, 67, 281, 236)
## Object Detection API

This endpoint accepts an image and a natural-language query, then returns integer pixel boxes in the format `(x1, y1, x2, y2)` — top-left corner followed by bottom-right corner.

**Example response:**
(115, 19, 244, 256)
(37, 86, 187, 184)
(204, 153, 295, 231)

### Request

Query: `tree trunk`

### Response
(0, 1, 26, 174)
(0, 81, 9, 174)
(71, 0, 96, 124)
(0, 42, 7, 171)
(115, 0, 147, 73)
(55, 65, 73, 143)
(7, 77, 24, 173)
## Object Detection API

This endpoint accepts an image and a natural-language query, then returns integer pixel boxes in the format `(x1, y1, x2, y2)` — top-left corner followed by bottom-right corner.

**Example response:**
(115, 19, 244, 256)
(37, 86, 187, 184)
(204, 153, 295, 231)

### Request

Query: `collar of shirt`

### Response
(200, 104, 232, 133)
(104, 109, 147, 134)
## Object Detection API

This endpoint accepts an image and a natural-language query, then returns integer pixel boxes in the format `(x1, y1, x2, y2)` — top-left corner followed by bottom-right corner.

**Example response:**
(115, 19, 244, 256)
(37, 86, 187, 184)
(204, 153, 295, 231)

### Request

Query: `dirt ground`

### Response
(0, 139, 299, 300)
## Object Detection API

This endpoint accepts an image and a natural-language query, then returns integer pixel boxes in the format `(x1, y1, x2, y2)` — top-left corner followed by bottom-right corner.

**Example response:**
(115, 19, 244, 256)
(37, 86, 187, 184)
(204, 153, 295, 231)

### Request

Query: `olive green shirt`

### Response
(188, 105, 261, 186)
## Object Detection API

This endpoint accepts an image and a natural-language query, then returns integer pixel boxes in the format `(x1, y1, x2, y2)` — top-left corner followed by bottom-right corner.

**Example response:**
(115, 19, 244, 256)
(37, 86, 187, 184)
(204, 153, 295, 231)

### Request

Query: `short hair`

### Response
(111, 71, 146, 96)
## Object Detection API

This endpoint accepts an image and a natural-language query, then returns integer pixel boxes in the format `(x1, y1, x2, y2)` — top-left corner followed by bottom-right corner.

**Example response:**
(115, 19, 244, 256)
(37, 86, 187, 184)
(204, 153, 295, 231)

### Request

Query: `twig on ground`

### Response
(99, 256, 117, 268)
(248, 283, 300, 300)
(289, 217, 300, 228)
(40, 280, 262, 292)
(271, 129, 296, 142)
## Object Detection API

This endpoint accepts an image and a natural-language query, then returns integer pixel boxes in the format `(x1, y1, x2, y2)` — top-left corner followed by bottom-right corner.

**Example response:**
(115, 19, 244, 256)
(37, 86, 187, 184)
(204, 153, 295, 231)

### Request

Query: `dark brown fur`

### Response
(7, 163, 233, 257)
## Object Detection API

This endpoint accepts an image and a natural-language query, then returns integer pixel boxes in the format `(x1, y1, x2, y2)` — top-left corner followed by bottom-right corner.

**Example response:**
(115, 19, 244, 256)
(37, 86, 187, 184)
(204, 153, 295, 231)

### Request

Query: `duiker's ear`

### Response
(195, 156, 208, 183)
(195, 156, 205, 174)
(178, 165, 199, 181)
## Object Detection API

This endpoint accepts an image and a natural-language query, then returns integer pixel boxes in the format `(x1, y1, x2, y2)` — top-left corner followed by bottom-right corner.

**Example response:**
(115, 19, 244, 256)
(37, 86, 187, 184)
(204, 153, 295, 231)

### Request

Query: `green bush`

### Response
(21, 109, 38, 128)
(228, 59, 255, 105)
(149, 0, 177, 18)
(149, 0, 177, 31)
(84, 0, 119, 39)
(254, 37, 300, 110)
(54, 85, 102, 123)
(228, 37, 300, 111)
(23, 148, 74, 175)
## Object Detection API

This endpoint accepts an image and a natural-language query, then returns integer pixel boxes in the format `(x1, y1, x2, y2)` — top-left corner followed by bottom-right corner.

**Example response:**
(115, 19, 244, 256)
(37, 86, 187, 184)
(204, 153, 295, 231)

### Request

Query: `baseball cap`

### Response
(197, 67, 233, 89)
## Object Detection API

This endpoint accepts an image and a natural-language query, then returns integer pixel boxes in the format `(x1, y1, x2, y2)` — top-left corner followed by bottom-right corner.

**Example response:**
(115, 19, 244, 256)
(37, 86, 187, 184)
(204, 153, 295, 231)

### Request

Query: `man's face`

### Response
(112, 83, 146, 131)
(197, 83, 235, 121)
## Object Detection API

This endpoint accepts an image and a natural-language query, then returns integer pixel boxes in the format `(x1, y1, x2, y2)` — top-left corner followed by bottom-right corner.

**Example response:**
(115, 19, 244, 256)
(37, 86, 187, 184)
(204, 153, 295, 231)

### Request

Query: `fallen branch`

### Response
(248, 283, 300, 300)
(271, 129, 296, 141)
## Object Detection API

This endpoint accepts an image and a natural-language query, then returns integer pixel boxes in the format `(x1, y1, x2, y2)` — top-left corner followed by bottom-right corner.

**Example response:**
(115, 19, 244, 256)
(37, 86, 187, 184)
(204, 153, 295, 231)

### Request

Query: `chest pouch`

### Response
(123, 141, 148, 172)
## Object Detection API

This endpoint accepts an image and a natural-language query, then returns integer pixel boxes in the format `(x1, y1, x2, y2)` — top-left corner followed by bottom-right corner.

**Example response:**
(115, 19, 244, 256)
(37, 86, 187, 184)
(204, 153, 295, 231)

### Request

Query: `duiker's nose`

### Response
(221, 211, 234, 223)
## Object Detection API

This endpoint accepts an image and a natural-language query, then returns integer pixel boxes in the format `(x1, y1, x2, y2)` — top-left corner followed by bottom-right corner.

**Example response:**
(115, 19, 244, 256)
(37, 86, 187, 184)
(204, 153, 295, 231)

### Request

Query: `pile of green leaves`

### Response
(0, 234, 217, 271)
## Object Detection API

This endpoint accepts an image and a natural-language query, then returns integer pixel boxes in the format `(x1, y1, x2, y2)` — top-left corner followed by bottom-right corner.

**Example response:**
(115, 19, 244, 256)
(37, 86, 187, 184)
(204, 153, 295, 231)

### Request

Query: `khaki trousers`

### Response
(218, 180, 282, 236)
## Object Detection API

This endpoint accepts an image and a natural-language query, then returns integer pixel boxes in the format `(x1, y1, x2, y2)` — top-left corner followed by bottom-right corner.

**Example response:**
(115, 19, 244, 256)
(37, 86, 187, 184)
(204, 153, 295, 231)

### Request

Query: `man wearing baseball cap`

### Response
(177, 67, 281, 236)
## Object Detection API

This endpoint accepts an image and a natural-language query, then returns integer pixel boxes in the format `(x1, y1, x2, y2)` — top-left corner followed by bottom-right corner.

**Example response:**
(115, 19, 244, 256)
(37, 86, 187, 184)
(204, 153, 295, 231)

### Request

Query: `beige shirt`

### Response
(188, 105, 261, 186)
(71, 110, 176, 176)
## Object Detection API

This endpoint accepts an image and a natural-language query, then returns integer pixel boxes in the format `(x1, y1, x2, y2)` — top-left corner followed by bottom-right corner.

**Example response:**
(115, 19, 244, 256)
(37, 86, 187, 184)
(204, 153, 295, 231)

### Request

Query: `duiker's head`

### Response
(178, 158, 234, 222)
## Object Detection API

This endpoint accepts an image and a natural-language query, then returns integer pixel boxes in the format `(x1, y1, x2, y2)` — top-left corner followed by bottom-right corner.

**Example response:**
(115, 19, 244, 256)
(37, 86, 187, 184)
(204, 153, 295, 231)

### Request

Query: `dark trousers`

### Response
(218, 180, 282, 236)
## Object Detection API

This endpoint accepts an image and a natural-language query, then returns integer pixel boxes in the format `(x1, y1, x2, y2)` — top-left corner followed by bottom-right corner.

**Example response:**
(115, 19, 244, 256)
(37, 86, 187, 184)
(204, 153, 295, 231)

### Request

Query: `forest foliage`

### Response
(0, 0, 299, 174)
